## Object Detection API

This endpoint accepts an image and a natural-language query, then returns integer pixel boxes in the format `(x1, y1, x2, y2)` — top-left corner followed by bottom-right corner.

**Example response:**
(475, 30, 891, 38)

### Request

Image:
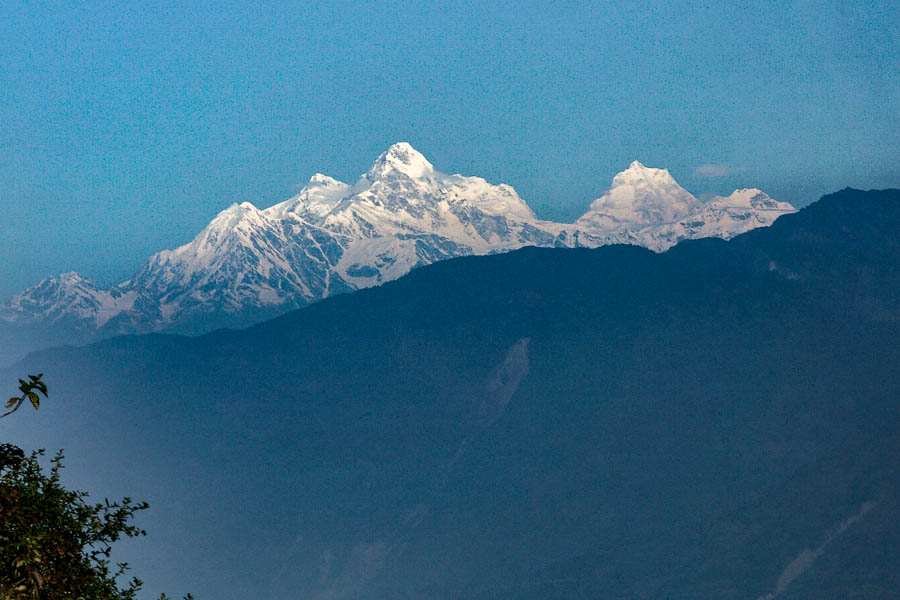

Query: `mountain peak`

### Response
(710, 188, 795, 212)
(365, 142, 435, 180)
(200, 201, 263, 235)
(613, 161, 678, 187)
(2, 270, 109, 327)
(578, 162, 700, 228)
(308, 173, 344, 187)
(264, 173, 351, 220)
(5, 147, 793, 345)
(57, 271, 88, 284)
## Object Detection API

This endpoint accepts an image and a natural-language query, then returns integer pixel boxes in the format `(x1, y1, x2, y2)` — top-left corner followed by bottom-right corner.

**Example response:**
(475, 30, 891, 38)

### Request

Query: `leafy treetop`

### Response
(1, 374, 192, 600)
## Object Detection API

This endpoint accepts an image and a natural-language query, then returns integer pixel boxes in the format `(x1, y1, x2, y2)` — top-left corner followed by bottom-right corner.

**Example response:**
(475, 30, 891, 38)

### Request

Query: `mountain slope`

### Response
(576, 160, 701, 228)
(2, 144, 795, 359)
(4, 188, 897, 600)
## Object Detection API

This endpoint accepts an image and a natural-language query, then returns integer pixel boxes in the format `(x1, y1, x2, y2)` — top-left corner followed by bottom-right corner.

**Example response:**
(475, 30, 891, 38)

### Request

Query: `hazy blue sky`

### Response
(2, 0, 898, 297)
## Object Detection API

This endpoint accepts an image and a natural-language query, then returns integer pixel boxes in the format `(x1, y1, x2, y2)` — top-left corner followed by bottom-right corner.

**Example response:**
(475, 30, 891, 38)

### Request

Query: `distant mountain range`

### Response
(1, 143, 793, 357)
(5, 188, 897, 600)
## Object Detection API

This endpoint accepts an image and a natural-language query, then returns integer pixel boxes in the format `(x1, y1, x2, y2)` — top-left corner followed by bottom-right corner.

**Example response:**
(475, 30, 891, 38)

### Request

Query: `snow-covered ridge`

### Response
(2, 143, 795, 335)
(1, 272, 138, 329)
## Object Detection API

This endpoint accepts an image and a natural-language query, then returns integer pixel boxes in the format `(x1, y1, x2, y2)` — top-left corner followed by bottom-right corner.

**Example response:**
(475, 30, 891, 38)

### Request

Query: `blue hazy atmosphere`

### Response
(4, 188, 900, 599)
(1, 0, 898, 297)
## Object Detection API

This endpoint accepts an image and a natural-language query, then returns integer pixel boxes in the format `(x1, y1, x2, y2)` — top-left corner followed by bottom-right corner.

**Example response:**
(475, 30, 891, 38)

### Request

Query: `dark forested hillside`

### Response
(4, 188, 899, 599)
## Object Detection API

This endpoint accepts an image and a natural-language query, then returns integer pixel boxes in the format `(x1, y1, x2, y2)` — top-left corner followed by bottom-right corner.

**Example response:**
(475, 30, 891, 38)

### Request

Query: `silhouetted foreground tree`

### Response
(1, 375, 192, 600)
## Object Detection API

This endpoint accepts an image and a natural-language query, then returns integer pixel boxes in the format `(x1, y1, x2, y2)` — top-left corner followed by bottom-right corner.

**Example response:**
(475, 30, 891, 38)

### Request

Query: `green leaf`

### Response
(27, 392, 39, 409)
(6, 397, 17, 408)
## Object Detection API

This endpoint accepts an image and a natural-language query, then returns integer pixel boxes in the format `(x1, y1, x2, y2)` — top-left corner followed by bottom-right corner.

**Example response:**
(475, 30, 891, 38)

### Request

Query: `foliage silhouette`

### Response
(1, 376, 192, 600)
(1, 374, 47, 421)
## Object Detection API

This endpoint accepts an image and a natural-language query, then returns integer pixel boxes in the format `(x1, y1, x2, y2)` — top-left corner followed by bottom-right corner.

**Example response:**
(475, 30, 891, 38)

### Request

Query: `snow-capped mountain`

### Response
(572, 162, 792, 250)
(648, 187, 796, 244)
(0, 272, 140, 330)
(576, 161, 701, 230)
(2, 143, 795, 341)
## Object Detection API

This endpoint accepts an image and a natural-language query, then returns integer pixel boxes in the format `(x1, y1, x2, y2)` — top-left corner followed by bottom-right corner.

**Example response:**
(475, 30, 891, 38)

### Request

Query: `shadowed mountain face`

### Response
(0, 144, 794, 365)
(4, 188, 898, 599)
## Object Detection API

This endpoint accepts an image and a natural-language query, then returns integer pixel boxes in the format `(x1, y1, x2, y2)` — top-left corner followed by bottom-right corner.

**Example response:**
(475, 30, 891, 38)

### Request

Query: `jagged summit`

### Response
(578, 161, 700, 229)
(308, 173, 344, 187)
(3, 146, 795, 347)
(202, 201, 264, 235)
(712, 188, 794, 211)
(57, 271, 89, 285)
(364, 142, 435, 181)
(2, 271, 135, 330)
(265, 173, 351, 220)
(608, 161, 685, 195)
